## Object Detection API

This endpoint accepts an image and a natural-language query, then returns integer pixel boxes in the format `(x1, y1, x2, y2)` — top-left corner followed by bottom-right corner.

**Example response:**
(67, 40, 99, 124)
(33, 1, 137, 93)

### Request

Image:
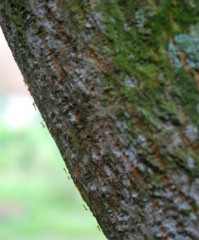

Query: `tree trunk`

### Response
(0, 1, 199, 239)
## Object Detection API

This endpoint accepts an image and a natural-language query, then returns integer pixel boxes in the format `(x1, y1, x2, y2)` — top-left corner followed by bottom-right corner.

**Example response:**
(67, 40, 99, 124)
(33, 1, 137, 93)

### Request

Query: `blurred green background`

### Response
(0, 28, 106, 240)
(0, 96, 106, 240)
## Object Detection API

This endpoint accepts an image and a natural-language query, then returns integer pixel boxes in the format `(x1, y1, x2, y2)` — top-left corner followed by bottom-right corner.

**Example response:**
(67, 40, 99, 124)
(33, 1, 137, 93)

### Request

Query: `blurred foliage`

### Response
(0, 100, 106, 240)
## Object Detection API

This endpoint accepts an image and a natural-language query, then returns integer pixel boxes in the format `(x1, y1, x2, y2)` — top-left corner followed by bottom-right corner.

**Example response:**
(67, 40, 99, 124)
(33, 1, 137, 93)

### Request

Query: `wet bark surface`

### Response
(0, 1, 199, 239)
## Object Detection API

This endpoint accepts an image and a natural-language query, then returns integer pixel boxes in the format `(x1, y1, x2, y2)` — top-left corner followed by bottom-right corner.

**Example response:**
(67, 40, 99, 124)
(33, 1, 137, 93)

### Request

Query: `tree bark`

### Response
(0, 1, 199, 239)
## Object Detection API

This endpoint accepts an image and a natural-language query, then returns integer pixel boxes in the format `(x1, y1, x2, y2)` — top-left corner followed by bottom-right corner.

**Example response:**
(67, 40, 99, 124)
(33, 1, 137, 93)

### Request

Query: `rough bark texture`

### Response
(0, 1, 199, 239)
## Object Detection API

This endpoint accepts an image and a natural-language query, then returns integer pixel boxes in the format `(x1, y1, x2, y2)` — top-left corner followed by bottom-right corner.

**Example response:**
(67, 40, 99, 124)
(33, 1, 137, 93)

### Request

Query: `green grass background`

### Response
(0, 99, 106, 240)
